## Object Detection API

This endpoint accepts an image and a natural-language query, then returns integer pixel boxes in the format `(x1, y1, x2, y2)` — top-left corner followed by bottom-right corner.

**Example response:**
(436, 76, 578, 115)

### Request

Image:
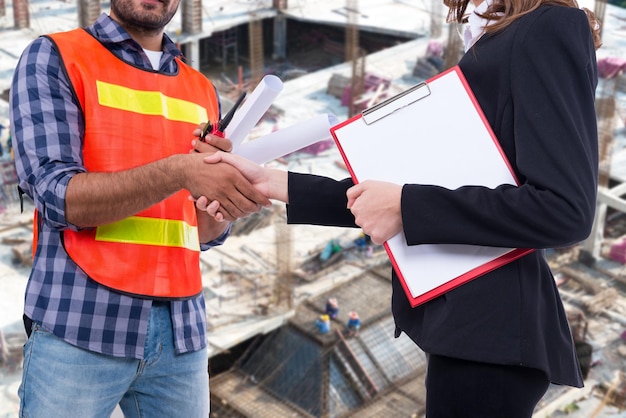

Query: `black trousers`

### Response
(425, 354, 550, 418)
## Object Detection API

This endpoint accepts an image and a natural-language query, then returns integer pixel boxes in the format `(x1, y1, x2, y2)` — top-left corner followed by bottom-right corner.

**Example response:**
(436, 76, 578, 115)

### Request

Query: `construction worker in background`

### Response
(325, 297, 339, 319)
(9, 0, 269, 415)
(315, 314, 331, 334)
(346, 311, 361, 337)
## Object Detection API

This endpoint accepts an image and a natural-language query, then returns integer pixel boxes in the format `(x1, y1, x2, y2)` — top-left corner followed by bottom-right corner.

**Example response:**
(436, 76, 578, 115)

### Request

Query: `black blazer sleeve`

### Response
(401, 6, 598, 251)
(286, 172, 357, 227)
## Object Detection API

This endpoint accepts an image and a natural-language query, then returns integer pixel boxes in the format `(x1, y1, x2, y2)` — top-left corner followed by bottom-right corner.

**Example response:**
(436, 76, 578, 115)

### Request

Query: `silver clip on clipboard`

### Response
(361, 81, 431, 125)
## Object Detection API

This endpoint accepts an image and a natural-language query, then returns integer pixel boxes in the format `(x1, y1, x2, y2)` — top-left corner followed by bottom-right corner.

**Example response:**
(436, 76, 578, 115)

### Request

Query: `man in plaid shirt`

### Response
(9, 0, 269, 415)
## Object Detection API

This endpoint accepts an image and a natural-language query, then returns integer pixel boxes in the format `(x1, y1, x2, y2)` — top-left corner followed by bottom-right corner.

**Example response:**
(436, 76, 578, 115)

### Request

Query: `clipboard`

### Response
(330, 66, 533, 307)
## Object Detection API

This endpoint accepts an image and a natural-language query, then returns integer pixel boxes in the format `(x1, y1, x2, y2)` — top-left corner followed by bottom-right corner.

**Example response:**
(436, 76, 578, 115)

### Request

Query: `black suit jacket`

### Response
(286, 4, 597, 387)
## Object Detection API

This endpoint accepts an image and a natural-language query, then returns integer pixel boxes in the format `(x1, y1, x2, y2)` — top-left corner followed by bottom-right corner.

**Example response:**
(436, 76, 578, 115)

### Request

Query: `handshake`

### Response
(190, 128, 403, 245)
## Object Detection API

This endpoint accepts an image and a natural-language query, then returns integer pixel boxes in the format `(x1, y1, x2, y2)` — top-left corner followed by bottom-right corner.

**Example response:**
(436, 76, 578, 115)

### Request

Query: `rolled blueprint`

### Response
(236, 114, 340, 165)
(226, 75, 284, 150)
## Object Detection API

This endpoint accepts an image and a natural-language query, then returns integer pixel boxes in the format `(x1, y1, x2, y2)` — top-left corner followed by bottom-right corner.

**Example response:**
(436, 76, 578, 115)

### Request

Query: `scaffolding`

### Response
(206, 28, 239, 70)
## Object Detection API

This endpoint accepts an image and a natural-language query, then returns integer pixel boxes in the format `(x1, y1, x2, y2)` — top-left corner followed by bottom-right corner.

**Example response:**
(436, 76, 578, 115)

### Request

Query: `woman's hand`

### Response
(346, 180, 403, 244)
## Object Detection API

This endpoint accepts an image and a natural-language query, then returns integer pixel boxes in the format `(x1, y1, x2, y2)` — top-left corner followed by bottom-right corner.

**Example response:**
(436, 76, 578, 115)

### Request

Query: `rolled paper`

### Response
(236, 114, 340, 165)
(226, 75, 284, 150)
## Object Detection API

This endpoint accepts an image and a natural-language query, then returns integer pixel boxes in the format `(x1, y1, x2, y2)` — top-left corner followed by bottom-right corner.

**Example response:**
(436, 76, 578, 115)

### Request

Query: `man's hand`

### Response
(188, 129, 264, 224)
(189, 126, 247, 240)
(346, 180, 403, 245)
(191, 137, 271, 222)
(191, 124, 233, 152)
(184, 151, 271, 222)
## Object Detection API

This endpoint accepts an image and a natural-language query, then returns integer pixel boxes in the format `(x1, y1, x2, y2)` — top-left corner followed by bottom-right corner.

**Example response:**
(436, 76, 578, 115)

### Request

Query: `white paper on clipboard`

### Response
(330, 66, 533, 307)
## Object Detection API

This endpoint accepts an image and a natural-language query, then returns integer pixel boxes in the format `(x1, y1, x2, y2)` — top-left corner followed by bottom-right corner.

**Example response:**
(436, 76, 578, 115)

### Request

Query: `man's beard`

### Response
(111, 0, 177, 34)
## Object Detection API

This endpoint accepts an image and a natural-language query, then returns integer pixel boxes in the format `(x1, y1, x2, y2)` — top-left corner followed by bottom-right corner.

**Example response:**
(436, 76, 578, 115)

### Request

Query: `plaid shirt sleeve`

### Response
(11, 36, 85, 230)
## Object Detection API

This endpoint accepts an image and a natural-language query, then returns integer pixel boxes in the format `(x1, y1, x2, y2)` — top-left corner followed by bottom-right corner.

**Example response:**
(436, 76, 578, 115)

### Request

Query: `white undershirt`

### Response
(143, 49, 163, 70)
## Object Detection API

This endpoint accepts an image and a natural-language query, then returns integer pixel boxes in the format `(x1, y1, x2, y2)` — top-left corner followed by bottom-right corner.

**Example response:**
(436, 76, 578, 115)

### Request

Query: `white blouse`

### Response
(463, 0, 494, 52)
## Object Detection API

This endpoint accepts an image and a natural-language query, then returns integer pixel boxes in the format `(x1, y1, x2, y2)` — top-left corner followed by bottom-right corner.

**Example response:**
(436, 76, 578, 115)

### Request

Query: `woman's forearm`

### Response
(267, 168, 289, 203)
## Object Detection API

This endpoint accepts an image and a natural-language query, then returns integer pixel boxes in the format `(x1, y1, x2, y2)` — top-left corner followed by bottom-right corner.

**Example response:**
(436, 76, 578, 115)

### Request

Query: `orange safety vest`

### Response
(44, 29, 219, 299)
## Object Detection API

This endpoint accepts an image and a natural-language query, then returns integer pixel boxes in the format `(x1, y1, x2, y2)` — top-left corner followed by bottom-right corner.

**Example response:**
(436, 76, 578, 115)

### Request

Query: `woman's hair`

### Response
(443, 0, 602, 49)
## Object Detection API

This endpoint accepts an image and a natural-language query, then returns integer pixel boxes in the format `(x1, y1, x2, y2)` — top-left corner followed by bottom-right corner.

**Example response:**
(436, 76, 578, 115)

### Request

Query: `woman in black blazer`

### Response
(198, 0, 602, 415)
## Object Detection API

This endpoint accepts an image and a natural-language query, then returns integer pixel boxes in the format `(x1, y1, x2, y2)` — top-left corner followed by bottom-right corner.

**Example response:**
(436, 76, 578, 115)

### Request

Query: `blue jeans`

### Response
(18, 303, 209, 418)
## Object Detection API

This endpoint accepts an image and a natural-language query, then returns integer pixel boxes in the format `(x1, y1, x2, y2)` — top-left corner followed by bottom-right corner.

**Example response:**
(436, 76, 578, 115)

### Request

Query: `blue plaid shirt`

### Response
(10, 13, 226, 359)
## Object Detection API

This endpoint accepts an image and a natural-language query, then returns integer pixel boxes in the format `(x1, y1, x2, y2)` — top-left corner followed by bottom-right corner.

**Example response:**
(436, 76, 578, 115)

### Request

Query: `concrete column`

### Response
(78, 0, 101, 27)
(188, 40, 200, 71)
(183, 0, 202, 34)
(430, 0, 443, 38)
(272, 15, 287, 60)
(13, 0, 29, 29)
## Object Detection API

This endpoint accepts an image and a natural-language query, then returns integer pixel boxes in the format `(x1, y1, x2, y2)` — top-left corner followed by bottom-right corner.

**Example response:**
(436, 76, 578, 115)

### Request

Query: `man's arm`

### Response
(11, 37, 269, 234)
(65, 152, 267, 226)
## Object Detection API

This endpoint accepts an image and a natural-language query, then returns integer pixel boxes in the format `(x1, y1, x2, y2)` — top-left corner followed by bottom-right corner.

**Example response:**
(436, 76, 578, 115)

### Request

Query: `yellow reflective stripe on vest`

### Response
(96, 81, 208, 124)
(95, 216, 200, 251)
